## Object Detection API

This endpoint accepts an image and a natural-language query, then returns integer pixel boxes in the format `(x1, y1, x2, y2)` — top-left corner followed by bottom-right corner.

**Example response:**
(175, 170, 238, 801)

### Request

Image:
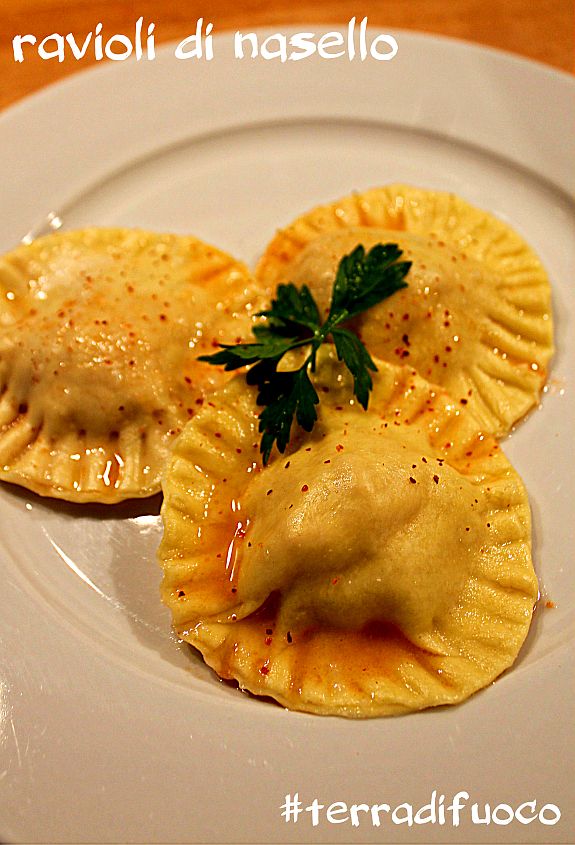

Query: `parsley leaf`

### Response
(257, 367, 320, 465)
(260, 283, 320, 334)
(331, 327, 377, 410)
(199, 243, 411, 462)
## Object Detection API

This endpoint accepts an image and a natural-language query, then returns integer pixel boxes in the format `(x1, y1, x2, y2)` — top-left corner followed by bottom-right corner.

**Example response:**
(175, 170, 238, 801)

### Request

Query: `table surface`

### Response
(0, 0, 573, 113)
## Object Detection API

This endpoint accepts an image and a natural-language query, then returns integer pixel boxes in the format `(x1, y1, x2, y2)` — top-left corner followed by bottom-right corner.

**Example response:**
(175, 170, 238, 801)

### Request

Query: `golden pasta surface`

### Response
(158, 349, 537, 717)
(0, 227, 260, 502)
(255, 185, 554, 436)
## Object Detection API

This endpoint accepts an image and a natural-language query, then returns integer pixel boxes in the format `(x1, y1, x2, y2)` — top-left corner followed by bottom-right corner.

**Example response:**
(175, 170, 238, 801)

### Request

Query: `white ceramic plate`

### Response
(0, 29, 574, 844)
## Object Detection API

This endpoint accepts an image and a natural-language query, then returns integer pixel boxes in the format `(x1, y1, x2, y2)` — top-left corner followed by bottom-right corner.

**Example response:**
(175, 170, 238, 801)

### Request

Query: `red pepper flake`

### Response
(421, 457, 427, 463)
(433, 475, 439, 483)
(159, 314, 167, 321)
(301, 484, 309, 493)
(284, 461, 291, 469)
(236, 447, 242, 454)
(486, 523, 491, 528)
(409, 476, 416, 484)
(402, 313, 410, 321)
(460, 398, 468, 405)
(324, 459, 331, 464)
(546, 600, 556, 609)
(231, 587, 237, 593)
(214, 432, 222, 439)
(336, 444, 344, 452)
(267, 489, 273, 496)
(266, 628, 273, 635)
(177, 590, 185, 598)
(211, 339, 220, 348)
(402, 333, 410, 346)
(332, 577, 339, 585)
(465, 527, 470, 532)
(305, 447, 312, 452)
(259, 665, 270, 676)
(433, 354, 440, 363)
(445, 345, 452, 352)
(394, 346, 410, 359)
(444, 442, 452, 449)
(264, 637, 272, 646)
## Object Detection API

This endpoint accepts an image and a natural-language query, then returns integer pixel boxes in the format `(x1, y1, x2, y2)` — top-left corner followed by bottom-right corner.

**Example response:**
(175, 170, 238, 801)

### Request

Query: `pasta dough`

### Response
(158, 348, 537, 717)
(255, 185, 554, 436)
(0, 227, 260, 502)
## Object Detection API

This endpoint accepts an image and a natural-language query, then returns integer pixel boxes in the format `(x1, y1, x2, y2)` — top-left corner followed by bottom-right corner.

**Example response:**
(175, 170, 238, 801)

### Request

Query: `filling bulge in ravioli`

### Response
(0, 227, 261, 502)
(239, 426, 481, 641)
(158, 350, 538, 718)
(255, 184, 554, 437)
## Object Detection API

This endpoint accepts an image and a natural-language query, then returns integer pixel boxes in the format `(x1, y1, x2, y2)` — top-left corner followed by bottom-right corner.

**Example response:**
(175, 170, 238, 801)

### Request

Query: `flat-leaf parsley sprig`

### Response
(199, 244, 411, 464)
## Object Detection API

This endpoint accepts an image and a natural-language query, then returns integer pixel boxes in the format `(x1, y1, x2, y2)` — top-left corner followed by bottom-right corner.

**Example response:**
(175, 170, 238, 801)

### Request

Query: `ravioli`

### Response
(158, 349, 537, 717)
(255, 185, 554, 437)
(0, 227, 260, 502)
